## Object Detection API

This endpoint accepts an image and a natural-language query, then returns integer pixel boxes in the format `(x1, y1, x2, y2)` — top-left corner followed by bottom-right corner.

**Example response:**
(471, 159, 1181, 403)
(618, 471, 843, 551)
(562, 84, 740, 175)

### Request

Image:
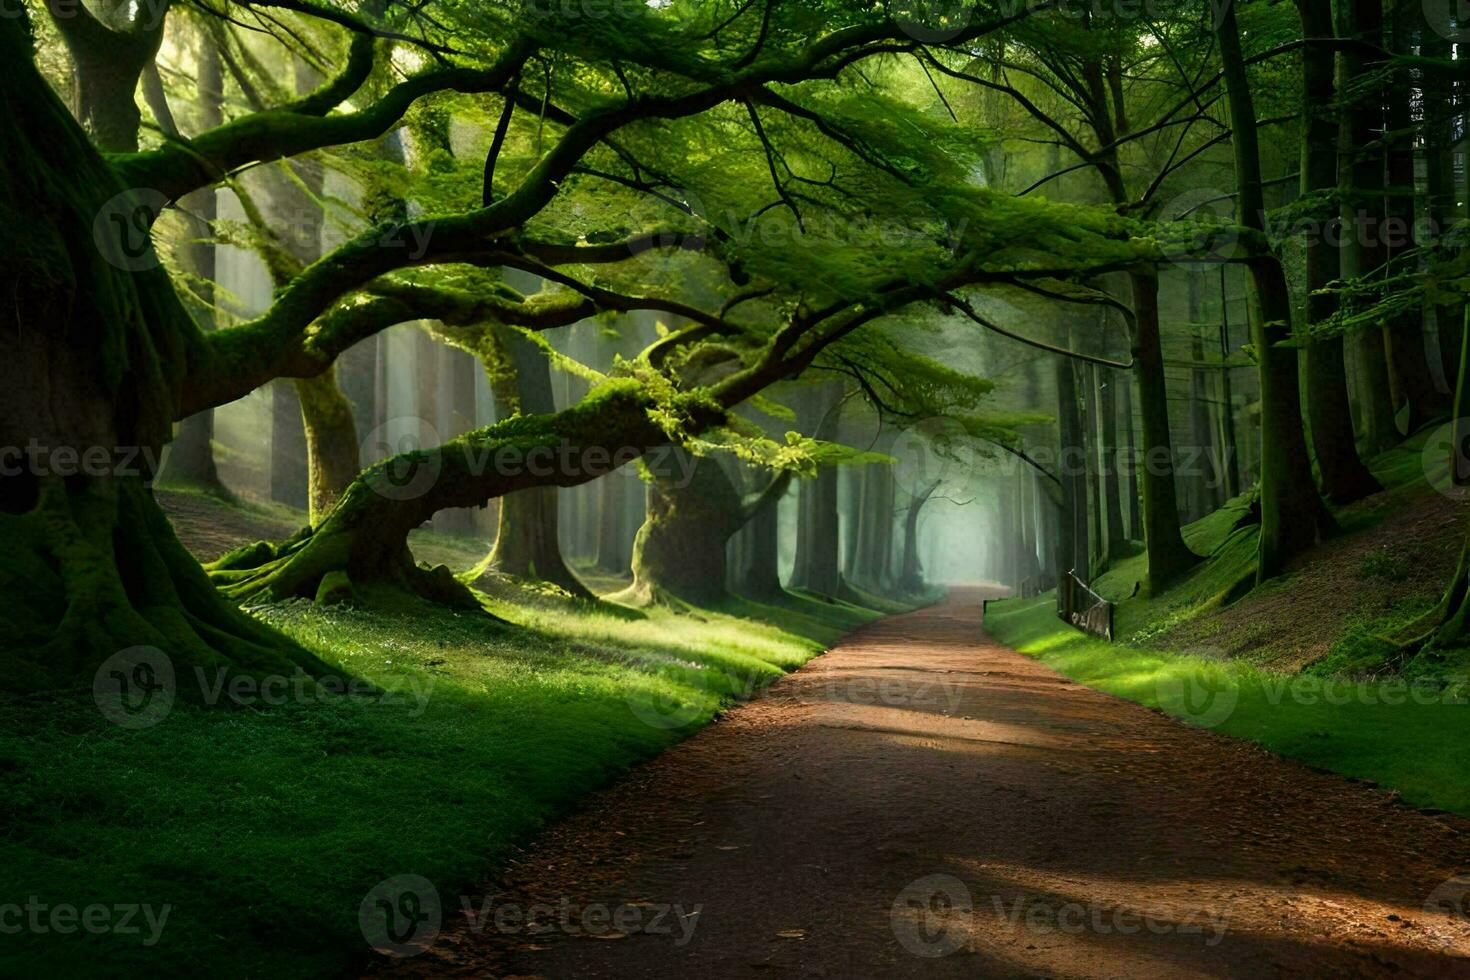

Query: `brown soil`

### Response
(156, 489, 304, 562)
(368, 588, 1470, 979)
(1161, 484, 1466, 671)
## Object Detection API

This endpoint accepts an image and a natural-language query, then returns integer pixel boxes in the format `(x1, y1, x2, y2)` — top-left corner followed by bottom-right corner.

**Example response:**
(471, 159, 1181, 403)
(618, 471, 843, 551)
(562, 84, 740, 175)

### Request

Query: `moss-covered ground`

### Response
(0, 497, 897, 977)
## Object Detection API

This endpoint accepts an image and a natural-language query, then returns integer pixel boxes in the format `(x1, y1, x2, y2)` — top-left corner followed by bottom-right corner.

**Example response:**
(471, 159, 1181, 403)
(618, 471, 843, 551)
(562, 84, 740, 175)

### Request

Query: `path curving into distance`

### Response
(372, 587, 1470, 978)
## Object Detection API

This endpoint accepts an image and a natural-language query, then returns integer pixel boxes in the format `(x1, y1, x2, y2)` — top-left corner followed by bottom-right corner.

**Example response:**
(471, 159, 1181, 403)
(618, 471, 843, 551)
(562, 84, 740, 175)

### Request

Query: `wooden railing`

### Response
(1057, 569, 1114, 641)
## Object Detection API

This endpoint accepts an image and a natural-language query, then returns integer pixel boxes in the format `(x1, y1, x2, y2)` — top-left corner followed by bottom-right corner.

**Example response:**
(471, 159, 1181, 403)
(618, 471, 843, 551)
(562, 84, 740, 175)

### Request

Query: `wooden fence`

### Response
(1056, 569, 1114, 641)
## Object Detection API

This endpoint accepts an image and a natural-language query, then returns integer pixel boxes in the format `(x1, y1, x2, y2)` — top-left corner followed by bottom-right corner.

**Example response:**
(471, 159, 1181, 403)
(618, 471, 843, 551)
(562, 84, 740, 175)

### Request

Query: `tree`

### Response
(1215, 0, 1336, 581)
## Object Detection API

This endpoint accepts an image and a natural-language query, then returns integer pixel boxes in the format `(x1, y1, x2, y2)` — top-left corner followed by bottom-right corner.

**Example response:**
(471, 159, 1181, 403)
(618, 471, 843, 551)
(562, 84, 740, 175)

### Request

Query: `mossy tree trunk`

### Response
(1296, 0, 1383, 505)
(0, 18, 323, 688)
(481, 325, 591, 599)
(46, 0, 168, 153)
(1339, 0, 1404, 453)
(296, 367, 362, 524)
(1128, 270, 1201, 590)
(1218, 0, 1337, 582)
(616, 449, 792, 607)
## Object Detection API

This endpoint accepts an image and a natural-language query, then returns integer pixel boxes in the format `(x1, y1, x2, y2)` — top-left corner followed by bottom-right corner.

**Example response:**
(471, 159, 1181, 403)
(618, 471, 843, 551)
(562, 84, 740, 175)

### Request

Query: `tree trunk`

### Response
(1118, 365, 1143, 536)
(1055, 351, 1090, 579)
(899, 481, 940, 592)
(618, 450, 791, 607)
(1381, 0, 1449, 430)
(1339, 0, 1403, 453)
(789, 383, 844, 596)
(1128, 271, 1200, 590)
(296, 368, 362, 524)
(0, 19, 322, 687)
(1422, 13, 1462, 392)
(730, 464, 789, 601)
(1097, 366, 1129, 557)
(1214, 267, 1244, 499)
(1218, 0, 1337, 581)
(47, 0, 168, 153)
(159, 25, 225, 492)
(1400, 313, 1470, 648)
(1295, 0, 1383, 504)
(483, 325, 591, 598)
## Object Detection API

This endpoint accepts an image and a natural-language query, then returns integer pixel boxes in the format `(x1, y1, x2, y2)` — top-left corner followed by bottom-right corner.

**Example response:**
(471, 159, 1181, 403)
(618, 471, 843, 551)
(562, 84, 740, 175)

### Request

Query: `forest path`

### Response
(375, 587, 1470, 978)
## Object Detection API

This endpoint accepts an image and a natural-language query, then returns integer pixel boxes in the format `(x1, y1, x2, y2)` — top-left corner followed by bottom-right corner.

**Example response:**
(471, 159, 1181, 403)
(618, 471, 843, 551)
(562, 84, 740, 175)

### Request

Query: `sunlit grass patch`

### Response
(0, 582, 883, 977)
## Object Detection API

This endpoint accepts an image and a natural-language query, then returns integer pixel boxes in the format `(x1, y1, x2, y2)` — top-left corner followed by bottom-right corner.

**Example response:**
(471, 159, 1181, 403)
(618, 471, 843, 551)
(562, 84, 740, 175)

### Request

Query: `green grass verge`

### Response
(983, 596, 1470, 816)
(0, 587, 885, 977)
(983, 431, 1470, 818)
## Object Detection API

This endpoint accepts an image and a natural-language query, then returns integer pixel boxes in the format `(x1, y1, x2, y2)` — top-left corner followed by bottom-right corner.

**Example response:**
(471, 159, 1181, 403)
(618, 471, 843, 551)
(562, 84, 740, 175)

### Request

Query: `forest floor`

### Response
(1088, 428, 1467, 674)
(369, 588, 1470, 978)
(0, 493, 891, 978)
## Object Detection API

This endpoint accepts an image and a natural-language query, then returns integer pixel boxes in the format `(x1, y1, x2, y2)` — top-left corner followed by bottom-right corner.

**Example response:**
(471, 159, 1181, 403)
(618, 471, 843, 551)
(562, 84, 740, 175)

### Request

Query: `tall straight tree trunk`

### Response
(730, 463, 789, 601)
(1214, 267, 1244, 499)
(1422, 11, 1462, 390)
(1128, 271, 1199, 589)
(1218, 0, 1337, 581)
(1055, 351, 1090, 579)
(483, 325, 591, 598)
(1096, 367, 1128, 557)
(789, 383, 844, 596)
(160, 26, 224, 491)
(1118, 366, 1143, 536)
(1083, 360, 1106, 565)
(1382, 0, 1449, 429)
(1340, 0, 1403, 452)
(1296, 0, 1383, 503)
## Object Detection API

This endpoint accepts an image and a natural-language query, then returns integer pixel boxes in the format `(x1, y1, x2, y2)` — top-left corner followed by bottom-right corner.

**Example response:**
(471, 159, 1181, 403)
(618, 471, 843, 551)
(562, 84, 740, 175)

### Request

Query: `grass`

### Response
(0, 579, 887, 977)
(983, 430, 1470, 818)
(983, 595, 1470, 816)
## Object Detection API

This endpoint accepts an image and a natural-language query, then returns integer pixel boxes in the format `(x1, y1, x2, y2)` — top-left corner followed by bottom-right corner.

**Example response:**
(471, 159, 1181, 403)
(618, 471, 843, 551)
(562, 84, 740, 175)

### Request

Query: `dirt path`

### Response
(374, 587, 1470, 978)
